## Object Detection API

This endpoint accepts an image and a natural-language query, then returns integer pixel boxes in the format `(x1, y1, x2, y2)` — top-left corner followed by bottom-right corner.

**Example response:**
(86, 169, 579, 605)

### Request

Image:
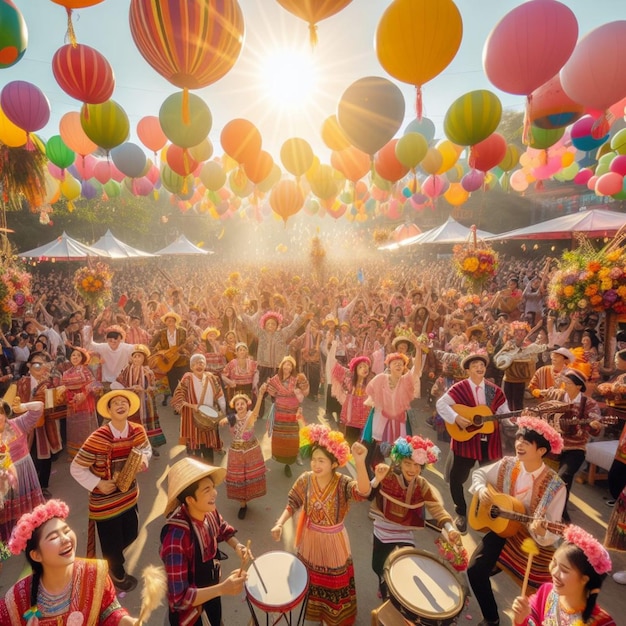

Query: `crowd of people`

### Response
(0, 253, 624, 625)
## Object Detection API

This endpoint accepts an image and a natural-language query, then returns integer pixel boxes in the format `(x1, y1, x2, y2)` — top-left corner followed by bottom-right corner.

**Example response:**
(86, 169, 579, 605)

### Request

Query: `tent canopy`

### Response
(92, 230, 156, 258)
(18, 232, 109, 260)
(487, 209, 626, 241)
(154, 235, 213, 256)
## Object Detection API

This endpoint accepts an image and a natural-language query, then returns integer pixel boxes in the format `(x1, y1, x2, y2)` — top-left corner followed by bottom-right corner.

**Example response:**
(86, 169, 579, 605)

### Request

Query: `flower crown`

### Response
(349, 355, 371, 373)
(385, 352, 409, 367)
(389, 436, 440, 466)
(563, 525, 612, 575)
(229, 393, 252, 409)
(516, 416, 564, 455)
(299, 424, 350, 467)
(8, 499, 69, 555)
(260, 311, 283, 328)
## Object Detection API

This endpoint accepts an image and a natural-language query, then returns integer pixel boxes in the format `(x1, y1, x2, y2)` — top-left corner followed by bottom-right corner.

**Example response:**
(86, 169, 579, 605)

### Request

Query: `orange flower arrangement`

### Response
(73, 263, 113, 310)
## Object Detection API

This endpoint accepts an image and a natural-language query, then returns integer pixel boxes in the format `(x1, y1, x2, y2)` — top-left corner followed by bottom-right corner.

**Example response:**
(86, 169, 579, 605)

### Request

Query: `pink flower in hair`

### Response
(563, 525, 612, 575)
(8, 500, 69, 555)
(516, 415, 564, 455)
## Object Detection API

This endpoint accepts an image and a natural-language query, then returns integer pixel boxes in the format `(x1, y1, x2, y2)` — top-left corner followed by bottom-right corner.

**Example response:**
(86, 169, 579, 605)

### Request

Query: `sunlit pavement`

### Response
(1, 394, 623, 625)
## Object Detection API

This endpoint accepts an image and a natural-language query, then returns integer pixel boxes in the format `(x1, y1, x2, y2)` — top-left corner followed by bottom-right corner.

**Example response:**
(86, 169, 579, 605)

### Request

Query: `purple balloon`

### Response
(81, 179, 98, 200)
(0, 80, 50, 132)
(461, 169, 485, 192)
(131, 176, 153, 196)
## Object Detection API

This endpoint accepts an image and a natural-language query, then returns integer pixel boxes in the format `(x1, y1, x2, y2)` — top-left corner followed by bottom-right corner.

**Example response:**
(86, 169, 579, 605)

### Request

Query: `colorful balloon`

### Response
(469, 133, 507, 172)
(159, 91, 212, 149)
(376, 0, 461, 117)
(275, 0, 353, 45)
(570, 116, 609, 152)
(46, 135, 75, 170)
(331, 146, 370, 182)
(0, 103, 26, 146)
(395, 132, 428, 169)
(321, 115, 351, 151)
(337, 76, 405, 155)
(444, 90, 502, 146)
(257, 163, 282, 193)
(280, 138, 314, 177)
(595, 172, 624, 196)
(137, 115, 168, 153)
(221, 118, 262, 164)
(243, 150, 273, 185)
(444, 182, 469, 207)
(528, 126, 565, 150)
(529, 74, 584, 130)
(51, 1, 105, 7)
(93, 159, 112, 184)
(484, 0, 578, 96)
(0, 80, 50, 133)
(404, 117, 435, 142)
(420, 147, 443, 176)
(111, 142, 147, 178)
(189, 138, 213, 162)
(374, 139, 409, 182)
(80, 100, 129, 151)
(200, 161, 226, 191)
(270, 179, 304, 223)
(52, 43, 114, 104)
(0, 0, 27, 69)
(60, 111, 97, 156)
(499, 144, 520, 172)
(129, 0, 244, 89)
(308, 164, 339, 200)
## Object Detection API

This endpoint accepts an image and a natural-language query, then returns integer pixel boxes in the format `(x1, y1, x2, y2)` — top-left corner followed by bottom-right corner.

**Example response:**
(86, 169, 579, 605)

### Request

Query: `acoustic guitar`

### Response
(468, 484, 566, 538)
(148, 346, 186, 373)
(446, 404, 523, 442)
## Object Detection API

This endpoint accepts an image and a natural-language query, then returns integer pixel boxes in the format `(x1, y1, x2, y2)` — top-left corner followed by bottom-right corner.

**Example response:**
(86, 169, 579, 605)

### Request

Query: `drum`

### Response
(192, 405, 220, 431)
(383, 548, 467, 626)
(245, 551, 308, 613)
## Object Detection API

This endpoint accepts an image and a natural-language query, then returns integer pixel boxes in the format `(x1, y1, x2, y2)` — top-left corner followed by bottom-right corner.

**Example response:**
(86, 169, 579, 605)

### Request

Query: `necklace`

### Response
(37, 578, 72, 616)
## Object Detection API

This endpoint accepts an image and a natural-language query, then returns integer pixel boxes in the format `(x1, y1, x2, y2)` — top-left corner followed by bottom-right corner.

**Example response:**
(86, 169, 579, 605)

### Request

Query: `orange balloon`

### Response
(269, 179, 304, 223)
(220, 118, 262, 164)
(331, 146, 370, 182)
(59, 111, 97, 156)
(137, 116, 167, 153)
(275, 1, 353, 44)
(321, 115, 350, 151)
(374, 139, 409, 182)
(243, 150, 274, 185)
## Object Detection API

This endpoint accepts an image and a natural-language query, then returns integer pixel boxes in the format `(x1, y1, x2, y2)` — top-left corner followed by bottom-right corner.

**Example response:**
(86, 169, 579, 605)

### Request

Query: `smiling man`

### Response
(70, 389, 151, 592)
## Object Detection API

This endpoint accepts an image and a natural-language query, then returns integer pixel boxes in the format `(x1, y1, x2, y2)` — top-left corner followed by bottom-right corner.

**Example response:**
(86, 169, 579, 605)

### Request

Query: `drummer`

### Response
(160, 457, 248, 626)
(369, 435, 462, 599)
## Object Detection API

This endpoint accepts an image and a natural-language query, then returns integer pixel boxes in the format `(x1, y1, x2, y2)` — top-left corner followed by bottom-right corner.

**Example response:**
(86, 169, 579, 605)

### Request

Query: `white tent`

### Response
(92, 230, 156, 258)
(154, 235, 213, 255)
(18, 232, 109, 260)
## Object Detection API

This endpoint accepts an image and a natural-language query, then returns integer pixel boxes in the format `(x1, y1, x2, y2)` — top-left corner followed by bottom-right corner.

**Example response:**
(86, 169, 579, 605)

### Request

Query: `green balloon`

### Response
(46, 135, 75, 169)
(160, 91, 212, 149)
(528, 126, 564, 150)
(0, 0, 28, 69)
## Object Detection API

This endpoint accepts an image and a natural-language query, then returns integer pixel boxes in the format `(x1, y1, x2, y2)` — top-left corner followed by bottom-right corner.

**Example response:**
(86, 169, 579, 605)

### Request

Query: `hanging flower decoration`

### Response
(0, 262, 33, 326)
(548, 232, 626, 314)
(453, 242, 498, 289)
(73, 262, 112, 310)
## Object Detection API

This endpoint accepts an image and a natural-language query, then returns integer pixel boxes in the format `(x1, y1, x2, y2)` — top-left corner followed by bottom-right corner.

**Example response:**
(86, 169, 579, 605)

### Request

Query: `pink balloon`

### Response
(483, 0, 578, 95)
(573, 168, 594, 185)
(510, 169, 529, 192)
(595, 172, 624, 196)
(74, 154, 97, 180)
(110, 163, 126, 183)
(586, 175, 598, 190)
(132, 177, 153, 197)
(422, 175, 449, 198)
(93, 160, 112, 184)
(145, 163, 160, 184)
(561, 21, 626, 112)
(610, 155, 626, 176)
(0, 80, 50, 132)
(461, 169, 485, 192)
(47, 163, 65, 180)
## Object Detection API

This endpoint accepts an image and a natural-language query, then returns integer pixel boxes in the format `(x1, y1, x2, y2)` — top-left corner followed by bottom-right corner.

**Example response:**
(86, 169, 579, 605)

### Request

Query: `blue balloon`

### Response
(571, 132, 609, 153)
(404, 117, 435, 143)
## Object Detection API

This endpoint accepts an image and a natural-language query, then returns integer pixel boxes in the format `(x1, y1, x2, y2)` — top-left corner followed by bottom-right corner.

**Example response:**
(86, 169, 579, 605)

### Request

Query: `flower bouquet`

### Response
(435, 535, 469, 572)
(0, 262, 33, 326)
(222, 286, 240, 301)
(453, 225, 498, 292)
(73, 262, 113, 311)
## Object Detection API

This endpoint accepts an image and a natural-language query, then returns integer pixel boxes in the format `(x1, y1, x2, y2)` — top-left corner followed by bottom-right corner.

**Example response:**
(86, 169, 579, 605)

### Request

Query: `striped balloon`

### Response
(52, 43, 114, 104)
(444, 90, 502, 147)
(80, 100, 129, 152)
(129, 0, 245, 90)
(0, 80, 50, 133)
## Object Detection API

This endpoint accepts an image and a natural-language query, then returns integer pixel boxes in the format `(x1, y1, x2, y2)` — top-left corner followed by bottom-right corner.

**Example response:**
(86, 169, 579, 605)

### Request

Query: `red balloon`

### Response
(0, 80, 50, 132)
(469, 133, 507, 172)
(529, 74, 584, 130)
(331, 146, 370, 182)
(374, 139, 409, 182)
(51, 1, 104, 7)
(137, 115, 167, 153)
(93, 159, 112, 184)
(243, 150, 273, 185)
(220, 118, 262, 164)
(166, 144, 199, 177)
(52, 43, 114, 104)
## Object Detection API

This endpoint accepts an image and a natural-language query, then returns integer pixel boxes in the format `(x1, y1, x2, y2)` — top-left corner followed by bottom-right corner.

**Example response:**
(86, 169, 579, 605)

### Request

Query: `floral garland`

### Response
(0, 263, 33, 326)
(435, 536, 468, 572)
(259, 310, 283, 328)
(73, 262, 112, 311)
(452, 241, 498, 289)
(8, 499, 69, 555)
(548, 232, 626, 314)
(563, 525, 612, 575)
(516, 415, 563, 455)
(389, 435, 440, 466)
(299, 424, 351, 467)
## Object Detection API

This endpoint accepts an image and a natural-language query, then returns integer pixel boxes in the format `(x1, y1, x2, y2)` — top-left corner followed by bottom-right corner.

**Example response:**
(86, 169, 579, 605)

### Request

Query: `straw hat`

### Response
(161, 311, 182, 325)
(97, 389, 140, 419)
(201, 327, 220, 340)
(465, 324, 486, 342)
(105, 325, 126, 341)
(131, 344, 151, 360)
(165, 457, 226, 516)
(391, 335, 412, 349)
(461, 353, 489, 370)
(69, 346, 91, 365)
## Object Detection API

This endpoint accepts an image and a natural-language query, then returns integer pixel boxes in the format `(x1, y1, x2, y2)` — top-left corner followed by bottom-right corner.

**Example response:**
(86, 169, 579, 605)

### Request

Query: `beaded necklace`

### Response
(37, 578, 72, 617)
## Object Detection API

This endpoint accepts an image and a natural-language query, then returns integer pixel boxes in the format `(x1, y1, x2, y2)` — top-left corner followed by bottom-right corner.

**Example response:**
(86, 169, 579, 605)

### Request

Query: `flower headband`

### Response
(389, 436, 440, 466)
(8, 499, 69, 555)
(348, 355, 371, 373)
(229, 393, 252, 409)
(260, 311, 283, 328)
(516, 415, 563, 455)
(299, 424, 350, 467)
(385, 352, 409, 367)
(563, 525, 612, 575)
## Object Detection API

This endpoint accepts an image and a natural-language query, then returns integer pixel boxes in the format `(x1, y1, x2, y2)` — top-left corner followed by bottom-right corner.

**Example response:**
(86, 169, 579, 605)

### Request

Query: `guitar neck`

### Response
(495, 507, 564, 535)
(482, 410, 522, 423)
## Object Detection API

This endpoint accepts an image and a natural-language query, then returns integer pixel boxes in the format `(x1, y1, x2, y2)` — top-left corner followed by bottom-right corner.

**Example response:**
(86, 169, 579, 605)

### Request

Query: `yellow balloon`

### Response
(395, 132, 428, 168)
(421, 147, 443, 175)
(498, 144, 520, 172)
(189, 138, 213, 162)
(61, 174, 81, 201)
(435, 140, 460, 173)
(561, 151, 575, 167)
(0, 105, 26, 147)
(444, 182, 469, 206)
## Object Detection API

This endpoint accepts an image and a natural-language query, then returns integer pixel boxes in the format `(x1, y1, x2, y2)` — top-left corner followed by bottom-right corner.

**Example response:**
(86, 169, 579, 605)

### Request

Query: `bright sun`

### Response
(259, 48, 318, 110)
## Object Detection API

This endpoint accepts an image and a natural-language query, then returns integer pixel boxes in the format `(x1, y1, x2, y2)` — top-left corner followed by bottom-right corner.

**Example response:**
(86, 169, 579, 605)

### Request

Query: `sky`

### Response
(2, 0, 625, 163)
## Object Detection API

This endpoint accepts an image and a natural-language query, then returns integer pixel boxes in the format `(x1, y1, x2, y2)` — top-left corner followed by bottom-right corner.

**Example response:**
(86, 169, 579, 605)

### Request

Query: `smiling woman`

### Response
(259, 48, 318, 109)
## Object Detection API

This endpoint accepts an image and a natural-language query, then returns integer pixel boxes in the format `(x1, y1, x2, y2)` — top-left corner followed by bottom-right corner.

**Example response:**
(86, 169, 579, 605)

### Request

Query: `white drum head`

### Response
(198, 405, 218, 419)
(246, 551, 308, 610)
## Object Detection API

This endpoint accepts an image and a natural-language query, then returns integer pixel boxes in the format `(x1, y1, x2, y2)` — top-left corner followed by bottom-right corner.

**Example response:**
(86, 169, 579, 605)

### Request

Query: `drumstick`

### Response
(239, 539, 252, 576)
(521, 537, 539, 596)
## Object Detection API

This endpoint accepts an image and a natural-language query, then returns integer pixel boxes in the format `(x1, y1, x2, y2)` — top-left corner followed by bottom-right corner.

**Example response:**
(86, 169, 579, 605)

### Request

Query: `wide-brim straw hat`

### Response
(461, 353, 489, 370)
(165, 457, 226, 516)
(97, 389, 141, 419)
(161, 311, 182, 325)
(391, 335, 412, 349)
(201, 326, 220, 340)
(131, 344, 151, 360)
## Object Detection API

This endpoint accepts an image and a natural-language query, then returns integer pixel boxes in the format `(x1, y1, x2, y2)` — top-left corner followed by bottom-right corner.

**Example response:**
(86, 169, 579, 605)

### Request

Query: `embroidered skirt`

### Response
(225, 440, 267, 503)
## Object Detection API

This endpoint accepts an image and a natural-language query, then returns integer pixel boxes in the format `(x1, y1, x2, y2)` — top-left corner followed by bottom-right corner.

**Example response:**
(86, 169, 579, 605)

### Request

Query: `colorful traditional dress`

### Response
(0, 558, 129, 625)
(0, 403, 44, 542)
(62, 364, 101, 457)
(221, 357, 258, 404)
(330, 362, 370, 444)
(287, 471, 366, 626)
(224, 409, 266, 504)
(605, 485, 626, 552)
(266, 373, 309, 464)
(113, 363, 166, 448)
(517, 582, 615, 626)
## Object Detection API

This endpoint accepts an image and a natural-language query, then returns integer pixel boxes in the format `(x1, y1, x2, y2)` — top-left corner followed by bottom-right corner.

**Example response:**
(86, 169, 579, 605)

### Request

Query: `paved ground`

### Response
(1, 394, 624, 625)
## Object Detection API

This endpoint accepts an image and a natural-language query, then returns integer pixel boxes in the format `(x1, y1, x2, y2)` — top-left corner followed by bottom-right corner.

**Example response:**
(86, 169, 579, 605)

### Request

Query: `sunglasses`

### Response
(30, 362, 45, 368)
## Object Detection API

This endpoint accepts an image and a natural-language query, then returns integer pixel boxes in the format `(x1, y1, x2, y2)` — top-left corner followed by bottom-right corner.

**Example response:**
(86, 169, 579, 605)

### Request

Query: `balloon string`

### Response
(66, 8, 77, 47)
(522, 94, 533, 146)
(182, 88, 190, 125)
(415, 86, 423, 121)
(308, 23, 318, 48)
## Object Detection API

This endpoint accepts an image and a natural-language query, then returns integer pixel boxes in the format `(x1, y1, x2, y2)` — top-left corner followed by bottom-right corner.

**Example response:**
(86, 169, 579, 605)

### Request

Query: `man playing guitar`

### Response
(467, 416, 566, 626)
(436, 353, 511, 534)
